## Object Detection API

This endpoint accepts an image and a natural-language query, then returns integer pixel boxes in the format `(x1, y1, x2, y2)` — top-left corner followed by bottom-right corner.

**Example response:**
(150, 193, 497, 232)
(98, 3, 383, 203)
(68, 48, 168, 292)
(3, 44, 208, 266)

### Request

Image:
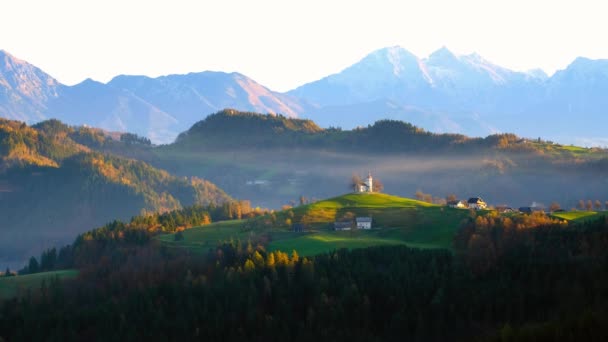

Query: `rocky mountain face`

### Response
(108, 71, 308, 136)
(0, 50, 308, 144)
(0, 50, 61, 122)
(290, 46, 608, 145)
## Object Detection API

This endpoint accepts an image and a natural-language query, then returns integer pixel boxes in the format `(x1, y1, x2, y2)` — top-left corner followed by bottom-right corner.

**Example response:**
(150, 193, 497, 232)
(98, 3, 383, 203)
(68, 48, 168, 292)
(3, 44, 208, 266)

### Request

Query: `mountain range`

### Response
(1, 47, 607, 145)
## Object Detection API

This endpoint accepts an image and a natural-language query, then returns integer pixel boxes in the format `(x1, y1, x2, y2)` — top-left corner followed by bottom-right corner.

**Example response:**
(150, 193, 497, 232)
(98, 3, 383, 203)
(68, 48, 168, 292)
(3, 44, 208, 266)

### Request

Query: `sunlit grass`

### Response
(158, 193, 467, 257)
(552, 211, 600, 222)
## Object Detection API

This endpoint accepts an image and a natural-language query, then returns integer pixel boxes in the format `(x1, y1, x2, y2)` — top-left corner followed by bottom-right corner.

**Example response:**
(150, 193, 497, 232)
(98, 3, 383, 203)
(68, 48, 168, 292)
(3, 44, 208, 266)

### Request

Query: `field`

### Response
(551, 210, 602, 222)
(157, 220, 257, 253)
(158, 193, 470, 256)
(0, 269, 78, 299)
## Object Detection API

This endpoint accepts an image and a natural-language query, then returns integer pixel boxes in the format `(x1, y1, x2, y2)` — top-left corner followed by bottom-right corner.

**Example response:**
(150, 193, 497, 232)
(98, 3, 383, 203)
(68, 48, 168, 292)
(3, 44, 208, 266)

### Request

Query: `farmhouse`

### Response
(467, 197, 487, 210)
(355, 172, 374, 193)
(447, 200, 467, 209)
(334, 221, 353, 231)
(356, 217, 372, 229)
(496, 205, 515, 213)
(518, 206, 544, 214)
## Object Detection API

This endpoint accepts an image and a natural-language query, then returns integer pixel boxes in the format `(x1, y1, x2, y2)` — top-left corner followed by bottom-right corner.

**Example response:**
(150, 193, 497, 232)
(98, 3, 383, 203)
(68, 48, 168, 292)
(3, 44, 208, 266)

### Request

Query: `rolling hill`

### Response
(151, 110, 608, 210)
(0, 118, 230, 267)
(158, 192, 471, 256)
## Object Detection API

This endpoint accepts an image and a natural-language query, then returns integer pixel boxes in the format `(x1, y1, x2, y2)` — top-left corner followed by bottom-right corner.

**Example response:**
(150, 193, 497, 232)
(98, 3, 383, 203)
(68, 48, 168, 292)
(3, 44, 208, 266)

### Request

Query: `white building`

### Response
(356, 217, 372, 229)
(447, 200, 467, 209)
(357, 172, 373, 193)
(467, 197, 488, 210)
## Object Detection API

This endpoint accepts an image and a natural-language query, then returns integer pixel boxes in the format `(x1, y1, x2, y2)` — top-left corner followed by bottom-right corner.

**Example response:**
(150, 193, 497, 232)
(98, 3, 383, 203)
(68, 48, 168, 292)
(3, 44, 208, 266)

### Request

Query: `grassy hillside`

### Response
(552, 210, 602, 222)
(0, 269, 78, 299)
(159, 193, 470, 256)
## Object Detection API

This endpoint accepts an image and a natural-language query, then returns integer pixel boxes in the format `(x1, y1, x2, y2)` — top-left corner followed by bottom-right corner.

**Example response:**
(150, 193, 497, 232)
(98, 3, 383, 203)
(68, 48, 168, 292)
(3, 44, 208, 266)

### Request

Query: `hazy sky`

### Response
(2, 0, 606, 91)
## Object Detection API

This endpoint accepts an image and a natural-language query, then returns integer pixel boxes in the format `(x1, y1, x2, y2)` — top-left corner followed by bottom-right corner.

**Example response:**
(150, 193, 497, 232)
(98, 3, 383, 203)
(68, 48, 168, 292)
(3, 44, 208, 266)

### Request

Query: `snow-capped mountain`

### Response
(291, 46, 608, 144)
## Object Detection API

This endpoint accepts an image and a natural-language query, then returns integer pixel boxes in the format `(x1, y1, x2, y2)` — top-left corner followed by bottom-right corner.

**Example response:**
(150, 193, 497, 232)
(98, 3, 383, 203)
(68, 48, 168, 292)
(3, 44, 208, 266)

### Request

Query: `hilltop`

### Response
(175, 109, 322, 148)
(159, 192, 470, 256)
(172, 109, 608, 155)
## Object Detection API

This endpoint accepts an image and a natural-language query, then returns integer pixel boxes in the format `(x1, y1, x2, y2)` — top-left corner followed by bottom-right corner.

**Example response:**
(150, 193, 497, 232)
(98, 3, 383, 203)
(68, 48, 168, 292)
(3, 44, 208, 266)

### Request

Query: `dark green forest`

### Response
(1, 207, 608, 341)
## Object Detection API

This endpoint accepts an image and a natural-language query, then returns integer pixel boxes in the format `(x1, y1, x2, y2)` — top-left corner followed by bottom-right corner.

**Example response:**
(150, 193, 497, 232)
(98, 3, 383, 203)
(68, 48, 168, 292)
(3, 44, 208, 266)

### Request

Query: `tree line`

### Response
(15, 201, 263, 275)
(2, 214, 608, 340)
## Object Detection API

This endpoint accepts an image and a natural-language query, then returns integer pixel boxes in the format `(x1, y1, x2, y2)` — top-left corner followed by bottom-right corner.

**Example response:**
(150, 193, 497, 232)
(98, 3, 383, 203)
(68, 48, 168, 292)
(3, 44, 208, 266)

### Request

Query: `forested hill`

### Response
(173, 109, 601, 155)
(0, 118, 231, 266)
(175, 109, 323, 148)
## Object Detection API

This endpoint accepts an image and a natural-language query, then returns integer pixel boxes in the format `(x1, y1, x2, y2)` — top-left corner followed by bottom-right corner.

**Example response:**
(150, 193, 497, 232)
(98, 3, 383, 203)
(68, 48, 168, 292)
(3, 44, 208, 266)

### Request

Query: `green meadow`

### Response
(0, 269, 78, 300)
(158, 193, 471, 256)
(551, 210, 602, 222)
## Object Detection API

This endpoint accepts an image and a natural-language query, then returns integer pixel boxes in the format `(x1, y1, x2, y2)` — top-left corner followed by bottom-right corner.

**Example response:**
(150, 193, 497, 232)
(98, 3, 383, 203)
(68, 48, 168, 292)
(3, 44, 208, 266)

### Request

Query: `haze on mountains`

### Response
(131, 110, 608, 211)
(0, 118, 230, 268)
(0, 50, 305, 144)
(1, 47, 608, 146)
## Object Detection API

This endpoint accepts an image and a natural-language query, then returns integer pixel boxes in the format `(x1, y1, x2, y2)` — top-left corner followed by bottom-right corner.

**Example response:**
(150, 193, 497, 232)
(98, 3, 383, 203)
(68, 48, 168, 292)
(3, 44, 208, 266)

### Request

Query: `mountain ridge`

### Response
(1, 47, 608, 145)
(0, 117, 231, 265)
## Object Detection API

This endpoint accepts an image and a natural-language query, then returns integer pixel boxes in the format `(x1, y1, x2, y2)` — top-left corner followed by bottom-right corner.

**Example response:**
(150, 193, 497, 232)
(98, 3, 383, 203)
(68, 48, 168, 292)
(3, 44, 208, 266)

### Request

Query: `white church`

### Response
(356, 172, 374, 193)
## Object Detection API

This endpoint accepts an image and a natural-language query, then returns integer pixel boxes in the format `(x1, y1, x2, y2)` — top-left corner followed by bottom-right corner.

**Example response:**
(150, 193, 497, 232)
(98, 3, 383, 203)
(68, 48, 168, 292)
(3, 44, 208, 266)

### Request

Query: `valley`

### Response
(3, 2, 608, 340)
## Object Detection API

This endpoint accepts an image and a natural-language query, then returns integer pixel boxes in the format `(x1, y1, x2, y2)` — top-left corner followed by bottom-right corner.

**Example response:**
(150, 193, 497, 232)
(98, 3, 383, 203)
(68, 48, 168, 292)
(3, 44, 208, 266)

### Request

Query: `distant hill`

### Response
(173, 109, 552, 153)
(152, 110, 608, 211)
(175, 109, 322, 148)
(0, 118, 231, 266)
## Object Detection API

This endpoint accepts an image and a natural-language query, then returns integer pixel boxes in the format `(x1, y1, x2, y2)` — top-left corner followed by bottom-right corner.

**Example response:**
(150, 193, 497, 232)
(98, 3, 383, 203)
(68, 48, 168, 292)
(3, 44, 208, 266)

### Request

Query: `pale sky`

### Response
(1, 0, 607, 91)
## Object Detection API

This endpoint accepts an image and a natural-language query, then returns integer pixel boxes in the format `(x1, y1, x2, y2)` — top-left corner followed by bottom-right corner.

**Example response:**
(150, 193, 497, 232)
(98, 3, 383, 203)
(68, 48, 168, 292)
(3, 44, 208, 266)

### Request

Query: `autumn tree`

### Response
(446, 194, 458, 202)
(595, 200, 602, 211)
(549, 202, 561, 212)
(350, 174, 362, 192)
(586, 200, 594, 211)
(372, 178, 384, 192)
(579, 200, 586, 210)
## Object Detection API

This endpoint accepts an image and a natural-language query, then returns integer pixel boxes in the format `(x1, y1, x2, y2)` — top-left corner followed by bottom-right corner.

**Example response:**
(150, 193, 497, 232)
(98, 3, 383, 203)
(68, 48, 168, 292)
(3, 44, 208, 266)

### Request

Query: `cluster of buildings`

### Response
(334, 216, 372, 231)
(447, 197, 488, 210)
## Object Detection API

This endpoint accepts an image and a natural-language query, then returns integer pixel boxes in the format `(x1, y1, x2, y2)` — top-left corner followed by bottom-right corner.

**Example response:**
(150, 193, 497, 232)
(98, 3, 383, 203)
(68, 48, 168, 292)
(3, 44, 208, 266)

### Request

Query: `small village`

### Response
(328, 172, 569, 231)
